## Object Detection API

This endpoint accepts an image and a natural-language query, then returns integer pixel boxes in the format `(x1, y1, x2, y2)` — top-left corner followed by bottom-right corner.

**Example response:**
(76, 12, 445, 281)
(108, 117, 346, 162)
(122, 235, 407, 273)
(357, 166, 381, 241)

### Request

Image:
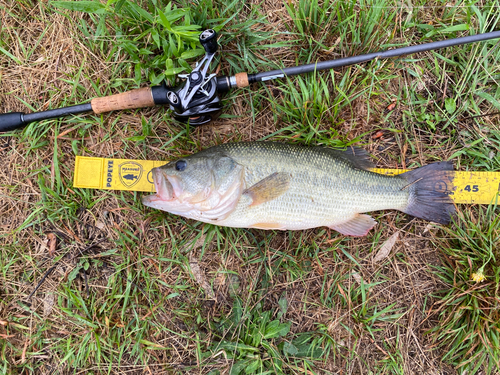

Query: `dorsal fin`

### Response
(318, 146, 375, 170)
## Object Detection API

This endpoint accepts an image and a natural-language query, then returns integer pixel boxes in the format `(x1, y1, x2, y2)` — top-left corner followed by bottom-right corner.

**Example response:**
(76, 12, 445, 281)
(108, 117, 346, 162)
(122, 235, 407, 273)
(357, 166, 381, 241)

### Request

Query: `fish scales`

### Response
(142, 141, 455, 235)
(211, 142, 409, 229)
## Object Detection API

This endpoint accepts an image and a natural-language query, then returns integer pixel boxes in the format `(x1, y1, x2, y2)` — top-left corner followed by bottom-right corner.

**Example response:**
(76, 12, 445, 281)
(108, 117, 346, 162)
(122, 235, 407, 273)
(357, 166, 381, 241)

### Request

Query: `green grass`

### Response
(430, 203, 500, 374)
(1, 0, 500, 374)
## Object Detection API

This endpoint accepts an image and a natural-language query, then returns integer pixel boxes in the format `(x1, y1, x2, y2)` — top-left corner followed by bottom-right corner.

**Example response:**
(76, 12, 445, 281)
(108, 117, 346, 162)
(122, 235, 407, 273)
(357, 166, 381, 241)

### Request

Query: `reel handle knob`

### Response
(199, 29, 218, 54)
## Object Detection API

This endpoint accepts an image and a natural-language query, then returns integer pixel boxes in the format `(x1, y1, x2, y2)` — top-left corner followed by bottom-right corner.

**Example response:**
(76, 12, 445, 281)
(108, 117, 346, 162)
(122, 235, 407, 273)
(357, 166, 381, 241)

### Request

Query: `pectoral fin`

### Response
(243, 172, 291, 207)
(329, 214, 377, 237)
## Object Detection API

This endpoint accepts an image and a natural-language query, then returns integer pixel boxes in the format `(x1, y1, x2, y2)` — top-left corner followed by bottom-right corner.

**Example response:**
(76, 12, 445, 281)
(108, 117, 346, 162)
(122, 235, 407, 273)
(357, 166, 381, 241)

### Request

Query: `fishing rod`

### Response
(1, 29, 500, 132)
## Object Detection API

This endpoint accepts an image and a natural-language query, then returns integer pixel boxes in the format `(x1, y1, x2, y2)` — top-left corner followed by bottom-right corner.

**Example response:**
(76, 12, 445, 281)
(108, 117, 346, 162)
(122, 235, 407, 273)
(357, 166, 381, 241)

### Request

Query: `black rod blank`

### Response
(248, 30, 500, 83)
(22, 103, 93, 123)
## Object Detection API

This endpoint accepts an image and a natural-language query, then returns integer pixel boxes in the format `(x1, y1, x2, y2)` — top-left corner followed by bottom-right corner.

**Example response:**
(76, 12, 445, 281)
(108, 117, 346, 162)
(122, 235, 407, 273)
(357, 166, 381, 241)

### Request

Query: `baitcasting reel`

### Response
(155, 29, 223, 126)
(1, 28, 500, 132)
(154, 28, 258, 125)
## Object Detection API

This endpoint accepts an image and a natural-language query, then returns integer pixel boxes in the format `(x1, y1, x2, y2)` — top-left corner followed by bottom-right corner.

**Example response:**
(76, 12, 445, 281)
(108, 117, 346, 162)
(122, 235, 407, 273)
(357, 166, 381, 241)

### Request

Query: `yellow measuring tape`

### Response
(73, 156, 500, 204)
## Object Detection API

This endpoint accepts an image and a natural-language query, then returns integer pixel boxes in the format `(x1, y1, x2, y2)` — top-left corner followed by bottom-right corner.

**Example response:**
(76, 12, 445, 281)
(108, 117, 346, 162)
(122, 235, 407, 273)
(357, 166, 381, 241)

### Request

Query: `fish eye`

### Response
(175, 160, 187, 171)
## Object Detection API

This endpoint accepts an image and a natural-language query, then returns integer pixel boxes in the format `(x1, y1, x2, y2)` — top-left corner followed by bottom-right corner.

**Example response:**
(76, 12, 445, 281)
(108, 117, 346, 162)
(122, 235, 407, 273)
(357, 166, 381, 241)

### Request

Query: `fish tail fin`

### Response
(400, 161, 455, 224)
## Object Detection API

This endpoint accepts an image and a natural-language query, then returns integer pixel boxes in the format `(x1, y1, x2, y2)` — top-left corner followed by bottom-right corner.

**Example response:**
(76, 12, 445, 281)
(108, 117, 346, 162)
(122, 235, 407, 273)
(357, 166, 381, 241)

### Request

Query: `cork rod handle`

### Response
(91, 87, 155, 114)
(235, 73, 249, 88)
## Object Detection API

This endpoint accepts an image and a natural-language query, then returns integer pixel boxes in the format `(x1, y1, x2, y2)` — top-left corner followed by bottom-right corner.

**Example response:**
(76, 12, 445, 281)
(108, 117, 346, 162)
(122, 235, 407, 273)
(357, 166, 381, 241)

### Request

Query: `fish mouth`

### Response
(142, 168, 186, 209)
(152, 168, 185, 201)
(153, 168, 175, 201)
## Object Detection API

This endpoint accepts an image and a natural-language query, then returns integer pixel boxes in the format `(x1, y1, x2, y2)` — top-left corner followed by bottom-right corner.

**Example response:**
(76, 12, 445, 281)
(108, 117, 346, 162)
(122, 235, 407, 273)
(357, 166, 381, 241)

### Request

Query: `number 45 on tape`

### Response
(73, 156, 500, 205)
(373, 168, 499, 204)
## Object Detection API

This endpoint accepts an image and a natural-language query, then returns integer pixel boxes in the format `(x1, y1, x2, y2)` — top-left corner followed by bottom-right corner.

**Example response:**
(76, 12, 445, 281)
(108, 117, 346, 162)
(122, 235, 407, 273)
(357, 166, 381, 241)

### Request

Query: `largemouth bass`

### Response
(142, 142, 455, 236)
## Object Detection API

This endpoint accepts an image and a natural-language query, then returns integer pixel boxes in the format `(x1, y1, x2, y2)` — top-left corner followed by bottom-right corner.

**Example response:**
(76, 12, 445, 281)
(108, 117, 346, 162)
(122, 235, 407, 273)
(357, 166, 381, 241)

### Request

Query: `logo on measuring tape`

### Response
(118, 162, 143, 188)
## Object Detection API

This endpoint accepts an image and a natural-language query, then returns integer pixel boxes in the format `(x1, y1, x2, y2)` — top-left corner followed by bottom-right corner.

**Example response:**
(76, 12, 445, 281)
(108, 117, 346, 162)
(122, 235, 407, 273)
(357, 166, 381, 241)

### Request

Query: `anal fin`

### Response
(329, 214, 377, 237)
(243, 172, 291, 207)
